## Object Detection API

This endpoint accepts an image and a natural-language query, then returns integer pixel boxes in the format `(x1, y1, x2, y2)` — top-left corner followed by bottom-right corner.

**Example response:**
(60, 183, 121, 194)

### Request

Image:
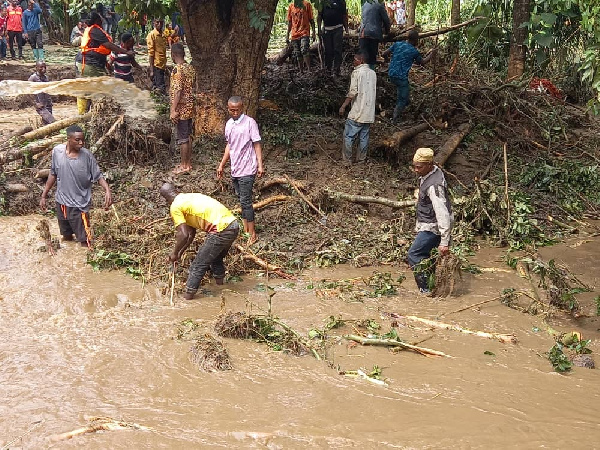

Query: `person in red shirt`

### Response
(286, 0, 316, 72)
(0, 7, 8, 60)
(6, 0, 23, 59)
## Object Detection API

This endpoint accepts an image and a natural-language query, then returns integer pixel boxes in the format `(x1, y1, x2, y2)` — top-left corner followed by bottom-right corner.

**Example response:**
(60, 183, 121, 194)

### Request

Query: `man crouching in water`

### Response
(160, 183, 239, 300)
(407, 148, 453, 294)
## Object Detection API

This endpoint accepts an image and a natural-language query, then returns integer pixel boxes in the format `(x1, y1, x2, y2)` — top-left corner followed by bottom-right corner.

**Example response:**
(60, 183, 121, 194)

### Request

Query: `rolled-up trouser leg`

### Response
(407, 231, 441, 291)
(185, 221, 240, 296)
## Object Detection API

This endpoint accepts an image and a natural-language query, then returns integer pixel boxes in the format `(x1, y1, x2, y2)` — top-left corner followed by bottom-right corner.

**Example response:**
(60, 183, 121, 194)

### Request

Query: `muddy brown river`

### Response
(1, 215, 599, 448)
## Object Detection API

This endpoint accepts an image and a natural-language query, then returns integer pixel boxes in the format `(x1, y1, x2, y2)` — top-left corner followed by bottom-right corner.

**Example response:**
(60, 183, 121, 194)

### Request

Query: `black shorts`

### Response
(56, 202, 92, 244)
(176, 118, 193, 144)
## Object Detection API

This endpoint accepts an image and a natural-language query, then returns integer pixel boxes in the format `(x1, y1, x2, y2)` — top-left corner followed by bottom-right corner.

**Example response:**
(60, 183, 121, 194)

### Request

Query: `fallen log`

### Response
(34, 168, 50, 179)
(259, 177, 307, 192)
(344, 334, 452, 358)
(231, 195, 290, 214)
(435, 123, 473, 167)
(392, 313, 517, 344)
(233, 243, 293, 279)
(326, 189, 416, 208)
(381, 122, 431, 151)
(5, 183, 29, 193)
(6, 125, 33, 140)
(0, 134, 63, 164)
(19, 112, 92, 143)
(386, 17, 486, 41)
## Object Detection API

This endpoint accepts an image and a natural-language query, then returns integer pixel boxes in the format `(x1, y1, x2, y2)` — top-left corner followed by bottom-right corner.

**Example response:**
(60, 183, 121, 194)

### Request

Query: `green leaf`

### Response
(540, 13, 557, 25)
(533, 32, 554, 47)
(484, 350, 495, 356)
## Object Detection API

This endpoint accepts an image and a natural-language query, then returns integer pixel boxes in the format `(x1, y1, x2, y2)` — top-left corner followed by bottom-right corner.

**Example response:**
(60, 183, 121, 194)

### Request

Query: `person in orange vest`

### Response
(75, 11, 134, 114)
(6, 0, 23, 60)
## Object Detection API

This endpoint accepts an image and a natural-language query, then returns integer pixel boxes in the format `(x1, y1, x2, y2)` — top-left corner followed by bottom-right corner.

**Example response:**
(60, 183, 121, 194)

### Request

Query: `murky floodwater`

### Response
(0, 77, 156, 118)
(1, 215, 599, 449)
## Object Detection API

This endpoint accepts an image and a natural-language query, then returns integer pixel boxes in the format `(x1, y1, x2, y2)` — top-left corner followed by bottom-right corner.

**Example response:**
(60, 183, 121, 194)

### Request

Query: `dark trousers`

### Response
(28, 28, 43, 49)
(232, 175, 255, 222)
(8, 30, 23, 58)
(185, 221, 239, 295)
(323, 27, 343, 74)
(390, 76, 410, 118)
(358, 37, 379, 67)
(151, 67, 166, 93)
(0, 37, 6, 58)
(407, 231, 441, 291)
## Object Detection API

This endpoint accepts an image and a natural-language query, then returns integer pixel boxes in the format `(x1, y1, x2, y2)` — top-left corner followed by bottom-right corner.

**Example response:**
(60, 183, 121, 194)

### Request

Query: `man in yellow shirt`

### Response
(146, 18, 167, 93)
(160, 183, 240, 300)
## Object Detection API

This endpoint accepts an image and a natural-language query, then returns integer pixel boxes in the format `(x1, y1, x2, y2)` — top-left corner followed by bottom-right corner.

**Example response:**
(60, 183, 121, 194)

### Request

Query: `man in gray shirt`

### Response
(40, 125, 113, 247)
(359, 0, 391, 69)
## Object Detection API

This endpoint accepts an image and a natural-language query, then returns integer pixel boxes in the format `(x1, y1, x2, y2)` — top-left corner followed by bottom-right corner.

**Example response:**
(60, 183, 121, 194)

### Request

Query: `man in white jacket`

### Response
(407, 147, 454, 294)
(338, 52, 376, 164)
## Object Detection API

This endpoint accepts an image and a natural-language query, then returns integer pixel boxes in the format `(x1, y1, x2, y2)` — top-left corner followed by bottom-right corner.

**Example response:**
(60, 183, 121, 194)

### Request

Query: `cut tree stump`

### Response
(435, 123, 473, 167)
(6, 125, 33, 140)
(326, 189, 416, 208)
(381, 122, 432, 151)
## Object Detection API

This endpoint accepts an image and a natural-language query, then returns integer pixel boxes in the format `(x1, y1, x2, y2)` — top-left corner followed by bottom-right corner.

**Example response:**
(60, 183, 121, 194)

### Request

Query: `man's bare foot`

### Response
(172, 165, 191, 175)
(62, 234, 74, 241)
(183, 292, 195, 300)
(248, 234, 258, 246)
(215, 278, 224, 285)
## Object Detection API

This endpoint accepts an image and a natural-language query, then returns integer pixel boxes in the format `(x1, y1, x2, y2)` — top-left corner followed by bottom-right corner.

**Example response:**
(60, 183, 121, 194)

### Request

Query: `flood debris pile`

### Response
(189, 334, 233, 372)
(214, 311, 313, 357)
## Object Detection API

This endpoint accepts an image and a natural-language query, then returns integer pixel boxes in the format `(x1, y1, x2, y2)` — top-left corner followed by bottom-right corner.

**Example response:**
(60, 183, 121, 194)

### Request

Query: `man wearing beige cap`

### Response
(407, 147, 453, 294)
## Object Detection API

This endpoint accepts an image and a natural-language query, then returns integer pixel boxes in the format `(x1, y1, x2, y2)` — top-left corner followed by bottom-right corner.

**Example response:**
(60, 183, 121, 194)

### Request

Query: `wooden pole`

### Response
(20, 112, 92, 143)
(169, 262, 176, 306)
(344, 334, 452, 357)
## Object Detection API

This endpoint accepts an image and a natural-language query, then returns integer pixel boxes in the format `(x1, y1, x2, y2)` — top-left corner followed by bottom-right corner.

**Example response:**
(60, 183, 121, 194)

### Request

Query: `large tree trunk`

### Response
(406, 0, 417, 27)
(449, 0, 461, 54)
(507, 0, 530, 79)
(450, 0, 460, 25)
(180, 0, 278, 136)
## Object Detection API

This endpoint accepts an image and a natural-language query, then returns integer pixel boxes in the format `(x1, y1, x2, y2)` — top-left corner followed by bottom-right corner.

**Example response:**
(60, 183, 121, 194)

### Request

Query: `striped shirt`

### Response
(109, 51, 135, 82)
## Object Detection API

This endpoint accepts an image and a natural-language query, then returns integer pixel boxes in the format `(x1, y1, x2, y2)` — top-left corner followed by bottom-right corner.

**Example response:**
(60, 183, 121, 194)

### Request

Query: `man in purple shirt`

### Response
(217, 96, 264, 244)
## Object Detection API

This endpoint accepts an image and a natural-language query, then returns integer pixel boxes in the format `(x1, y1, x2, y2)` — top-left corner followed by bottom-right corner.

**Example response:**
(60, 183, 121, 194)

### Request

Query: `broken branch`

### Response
(386, 17, 486, 41)
(326, 190, 416, 208)
(344, 334, 452, 357)
(233, 243, 294, 279)
(231, 195, 290, 214)
(395, 314, 517, 344)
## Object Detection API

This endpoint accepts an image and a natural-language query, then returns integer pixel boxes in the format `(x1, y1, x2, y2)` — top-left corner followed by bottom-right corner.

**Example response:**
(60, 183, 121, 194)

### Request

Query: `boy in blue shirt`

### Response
(22, 0, 43, 61)
(383, 30, 435, 122)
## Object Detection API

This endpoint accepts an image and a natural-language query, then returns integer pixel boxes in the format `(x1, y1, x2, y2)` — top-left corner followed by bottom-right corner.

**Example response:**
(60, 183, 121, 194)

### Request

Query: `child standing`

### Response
(217, 96, 264, 244)
(108, 32, 141, 83)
